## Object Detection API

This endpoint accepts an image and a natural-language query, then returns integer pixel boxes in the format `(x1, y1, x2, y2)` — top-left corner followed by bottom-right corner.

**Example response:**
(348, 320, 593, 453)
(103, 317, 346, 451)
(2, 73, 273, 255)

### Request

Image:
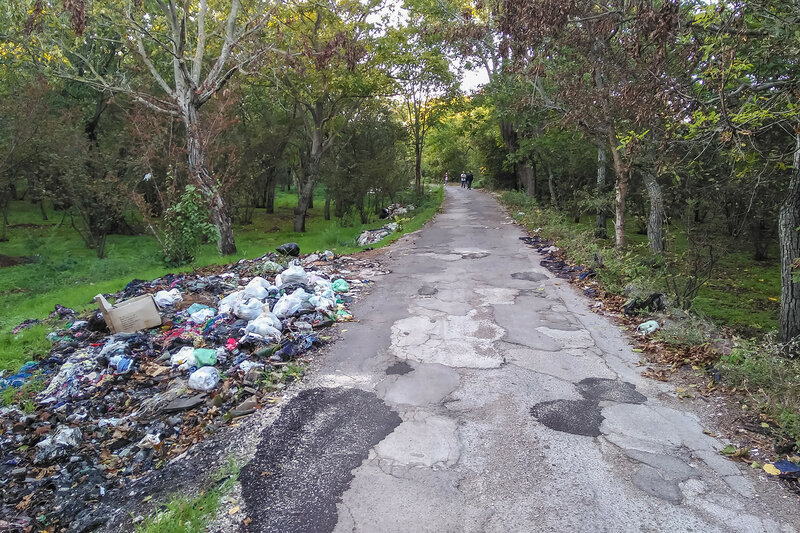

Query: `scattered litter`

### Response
(0, 248, 382, 529)
(357, 223, 399, 246)
(636, 320, 660, 335)
(276, 242, 300, 256)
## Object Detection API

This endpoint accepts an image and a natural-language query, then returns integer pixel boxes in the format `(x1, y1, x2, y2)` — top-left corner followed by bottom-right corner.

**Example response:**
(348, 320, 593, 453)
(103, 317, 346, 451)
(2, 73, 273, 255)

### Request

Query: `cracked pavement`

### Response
(240, 188, 800, 532)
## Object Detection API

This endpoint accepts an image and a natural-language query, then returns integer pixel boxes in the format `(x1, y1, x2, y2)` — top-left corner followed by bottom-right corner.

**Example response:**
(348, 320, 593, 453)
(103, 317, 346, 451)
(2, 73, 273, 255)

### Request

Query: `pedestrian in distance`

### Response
(466, 171, 474, 190)
(461, 171, 467, 188)
(444, 172, 449, 185)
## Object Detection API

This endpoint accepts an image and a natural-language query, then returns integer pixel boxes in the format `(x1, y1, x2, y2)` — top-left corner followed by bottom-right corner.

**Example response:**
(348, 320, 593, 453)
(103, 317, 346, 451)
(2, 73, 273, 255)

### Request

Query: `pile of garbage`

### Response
(0, 247, 380, 532)
(379, 203, 415, 219)
(358, 222, 399, 247)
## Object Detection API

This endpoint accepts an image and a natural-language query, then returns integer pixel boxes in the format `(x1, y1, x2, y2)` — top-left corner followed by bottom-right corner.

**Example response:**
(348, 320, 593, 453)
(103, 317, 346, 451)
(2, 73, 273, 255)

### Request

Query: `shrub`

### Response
(162, 186, 219, 266)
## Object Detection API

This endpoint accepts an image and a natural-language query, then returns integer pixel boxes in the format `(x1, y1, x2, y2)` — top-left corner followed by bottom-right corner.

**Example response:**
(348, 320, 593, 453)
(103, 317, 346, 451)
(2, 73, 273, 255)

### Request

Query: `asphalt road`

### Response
(240, 187, 800, 533)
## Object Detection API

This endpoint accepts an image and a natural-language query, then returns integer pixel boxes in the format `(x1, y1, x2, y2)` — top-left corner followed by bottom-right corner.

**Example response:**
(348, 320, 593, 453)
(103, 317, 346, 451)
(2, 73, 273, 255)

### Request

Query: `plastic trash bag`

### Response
(309, 295, 335, 311)
(281, 262, 308, 286)
(154, 288, 182, 308)
(188, 304, 216, 324)
(276, 242, 300, 256)
(239, 360, 264, 373)
(636, 320, 660, 335)
(332, 279, 350, 293)
(261, 261, 284, 273)
(244, 315, 282, 341)
(272, 288, 312, 318)
(234, 298, 263, 320)
(193, 348, 217, 367)
(218, 290, 244, 315)
(254, 311, 282, 331)
(244, 277, 271, 300)
(188, 366, 219, 391)
(170, 346, 197, 370)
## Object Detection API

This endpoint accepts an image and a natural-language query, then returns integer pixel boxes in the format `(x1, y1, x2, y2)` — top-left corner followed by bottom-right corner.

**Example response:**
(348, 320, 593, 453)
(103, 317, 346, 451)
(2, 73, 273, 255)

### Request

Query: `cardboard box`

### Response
(94, 293, 162, 334)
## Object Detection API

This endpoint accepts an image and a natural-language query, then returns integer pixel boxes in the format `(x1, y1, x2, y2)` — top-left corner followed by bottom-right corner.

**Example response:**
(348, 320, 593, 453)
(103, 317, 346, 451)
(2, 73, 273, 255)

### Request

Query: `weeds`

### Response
(135, 457, 240, 533)
(717, 336, 800, 449)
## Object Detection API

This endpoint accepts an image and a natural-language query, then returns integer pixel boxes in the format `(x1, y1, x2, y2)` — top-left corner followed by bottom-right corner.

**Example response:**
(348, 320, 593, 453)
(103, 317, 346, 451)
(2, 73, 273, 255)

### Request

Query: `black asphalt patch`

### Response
(239, 388, 401, 533)
(576, 378, 647, 404)
(511, 272, 547, 282)
(461, 252, 490, 260)
(418, 285, 438, 296)
(386, 361, 414, 375)
(530, 399, 603, 437)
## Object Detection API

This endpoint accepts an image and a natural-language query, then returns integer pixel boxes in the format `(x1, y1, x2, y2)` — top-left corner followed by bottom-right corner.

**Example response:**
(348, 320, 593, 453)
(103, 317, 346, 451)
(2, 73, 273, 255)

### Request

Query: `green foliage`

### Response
(718, 337, 800, 447)
(162, 186, 220, 266)
(135, 458, 240, 533)
(0, 325, 52, 374)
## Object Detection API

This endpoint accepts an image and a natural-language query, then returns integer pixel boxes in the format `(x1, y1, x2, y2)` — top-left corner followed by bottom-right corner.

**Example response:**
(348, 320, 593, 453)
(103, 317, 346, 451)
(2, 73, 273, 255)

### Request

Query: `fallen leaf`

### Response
(760, 422, 769, 428)
(763, 463, 781, 475)
(229, 506, 240, 515)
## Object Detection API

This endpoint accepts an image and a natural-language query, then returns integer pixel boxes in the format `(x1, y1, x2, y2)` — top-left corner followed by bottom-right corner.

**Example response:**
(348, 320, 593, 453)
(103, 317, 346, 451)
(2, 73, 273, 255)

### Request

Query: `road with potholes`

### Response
(239, 187, 800, 532)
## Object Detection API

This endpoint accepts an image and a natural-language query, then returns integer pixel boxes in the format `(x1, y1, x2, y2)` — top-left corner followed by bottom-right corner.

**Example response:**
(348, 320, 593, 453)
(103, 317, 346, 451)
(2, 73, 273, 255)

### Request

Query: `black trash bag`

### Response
(276, 243, 300, 256)
(623, 293, 666, 316)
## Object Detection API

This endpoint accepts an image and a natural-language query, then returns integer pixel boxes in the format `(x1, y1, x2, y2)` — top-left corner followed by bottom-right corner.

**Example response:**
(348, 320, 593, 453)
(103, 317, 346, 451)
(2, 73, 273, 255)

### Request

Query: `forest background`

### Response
(1, 1, 799, 447)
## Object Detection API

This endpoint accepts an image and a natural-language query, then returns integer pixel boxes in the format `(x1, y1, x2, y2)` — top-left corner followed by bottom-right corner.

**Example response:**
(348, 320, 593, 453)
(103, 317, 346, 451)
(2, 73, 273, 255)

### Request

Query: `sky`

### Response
(460, 67, 489, 93)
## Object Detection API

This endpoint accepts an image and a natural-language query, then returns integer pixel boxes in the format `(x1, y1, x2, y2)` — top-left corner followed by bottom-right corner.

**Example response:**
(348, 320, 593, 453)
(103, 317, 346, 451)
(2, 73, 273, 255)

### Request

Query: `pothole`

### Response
(511, 272, 547, 282)
(530, 399, 603, 437)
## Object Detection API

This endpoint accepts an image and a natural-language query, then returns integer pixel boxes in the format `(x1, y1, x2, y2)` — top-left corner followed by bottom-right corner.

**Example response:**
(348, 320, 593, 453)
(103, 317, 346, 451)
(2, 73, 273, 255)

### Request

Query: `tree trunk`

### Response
(266, 174, 276, 214)
(607, 135, 628, 254)
(596, 146, 607, 238)
(779, 132, 800, 344)
(294, 177, 315, 232)
(39, 199, 48, 221)
(415, 146, 423, 194)
(749, 217, 770, 261)
(324, 189, 331, 221)
(643, 171, 665, 255)
(184, 102, 237, 255)
(547, 163, 558, 210)
(518, 161, 535, 198)
(0, 197, 8, 242)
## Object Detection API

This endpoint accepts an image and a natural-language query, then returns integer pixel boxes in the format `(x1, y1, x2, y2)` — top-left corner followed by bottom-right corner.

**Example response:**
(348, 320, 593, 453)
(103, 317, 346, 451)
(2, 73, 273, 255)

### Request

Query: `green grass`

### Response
(500, 190, 781, 333)
(135, 458, 240, 533)
(0, 186, 442, 373)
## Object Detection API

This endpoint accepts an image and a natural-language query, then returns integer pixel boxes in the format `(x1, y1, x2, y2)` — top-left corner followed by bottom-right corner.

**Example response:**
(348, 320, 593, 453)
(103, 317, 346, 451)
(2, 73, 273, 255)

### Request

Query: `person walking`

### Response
(460, 171, 467, 188)
(466, 171, 474, 190)
(444, 172, 449, 185)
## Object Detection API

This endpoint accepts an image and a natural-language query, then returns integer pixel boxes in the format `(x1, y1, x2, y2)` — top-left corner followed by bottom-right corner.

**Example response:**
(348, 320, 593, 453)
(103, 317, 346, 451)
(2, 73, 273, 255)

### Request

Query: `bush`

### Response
(162, 186, 219, 266)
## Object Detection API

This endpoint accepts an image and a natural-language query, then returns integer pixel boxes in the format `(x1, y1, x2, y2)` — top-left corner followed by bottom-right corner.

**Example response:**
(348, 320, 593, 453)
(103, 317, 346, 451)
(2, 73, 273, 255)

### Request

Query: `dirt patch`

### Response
(0, 254, 33, 268)
(9, 223, 53, 229)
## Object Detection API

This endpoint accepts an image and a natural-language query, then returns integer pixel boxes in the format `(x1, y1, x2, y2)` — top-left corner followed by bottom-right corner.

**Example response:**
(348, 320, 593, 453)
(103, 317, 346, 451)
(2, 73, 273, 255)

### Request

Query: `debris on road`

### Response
(0, 250, 384, 531)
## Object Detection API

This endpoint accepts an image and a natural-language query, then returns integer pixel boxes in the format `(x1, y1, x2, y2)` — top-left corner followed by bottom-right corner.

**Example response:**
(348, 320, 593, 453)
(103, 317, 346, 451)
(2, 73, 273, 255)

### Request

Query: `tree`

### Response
(35, 0, 275, 255)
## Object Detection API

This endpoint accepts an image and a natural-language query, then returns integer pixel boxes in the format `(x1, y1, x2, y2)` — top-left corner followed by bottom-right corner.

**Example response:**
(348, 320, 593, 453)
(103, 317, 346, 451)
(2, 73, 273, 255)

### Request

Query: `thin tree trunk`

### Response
(324, 188, 331, 221)
(294, 177, 315, 232)
(607, 134, 628, 254)
(517, 161, 535, 197)
(266, 173, 276, 214)
(0, 198, 8, 241)
(415, 146, 423, 194)
(185, 103, 237, 255)
(643, 171, 665, 255)
(547, 163, 558, 210)
(779, 132, 800, 344)
(596, 146, 607, 238)
(39, 199, 48, 221)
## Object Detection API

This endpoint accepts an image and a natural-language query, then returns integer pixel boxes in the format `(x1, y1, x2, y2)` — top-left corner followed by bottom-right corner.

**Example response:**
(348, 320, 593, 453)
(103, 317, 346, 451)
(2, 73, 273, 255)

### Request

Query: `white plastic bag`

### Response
(243, 277, 271, 300)
(244, 316, 282, 341)
(234, 298, 263, 320)
(272, 288, 311, 318)
(189, 307, 216, 324)
(170, 346, 197, 371)
(218, 290, 244, 315)
(154, 288, 182, 307)
(309, 294, 335, 311)
(188, 366, 219, 391)
(255, 311, 282, 331)
(314, 279, 335, 300)
(280, 262, 308, 286)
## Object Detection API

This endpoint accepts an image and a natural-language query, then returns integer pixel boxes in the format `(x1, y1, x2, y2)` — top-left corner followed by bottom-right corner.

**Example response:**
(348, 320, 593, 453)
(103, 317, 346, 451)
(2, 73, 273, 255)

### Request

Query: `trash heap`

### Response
(379, 203, 415, 219)
(0, 247, 380, 532)
(357, 222, 399, 247)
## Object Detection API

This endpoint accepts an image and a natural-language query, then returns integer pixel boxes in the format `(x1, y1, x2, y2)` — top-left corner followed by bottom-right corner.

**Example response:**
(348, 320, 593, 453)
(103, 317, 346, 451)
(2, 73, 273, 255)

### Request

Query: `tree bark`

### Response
(596, 146, 607, 238)
(607, 133, 628, 254)
(643, 171, 665, 255)
(518, 161, 535, 197)
(415, 144, 423, 194)
(184, 102, 237, 255)
(546, 163, 558, 210)
(266, 173, 276, 214)
(324, 188, 331, 220)
(779, 132, 800, 344)
(294, 176, 315, 232)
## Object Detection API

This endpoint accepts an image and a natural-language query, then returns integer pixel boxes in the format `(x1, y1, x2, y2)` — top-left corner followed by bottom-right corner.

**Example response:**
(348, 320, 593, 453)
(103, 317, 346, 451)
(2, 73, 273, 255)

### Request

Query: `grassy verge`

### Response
(499, 189, 799, 453)
(0, 186, 443, 373)
(135, 458, 240, 533)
